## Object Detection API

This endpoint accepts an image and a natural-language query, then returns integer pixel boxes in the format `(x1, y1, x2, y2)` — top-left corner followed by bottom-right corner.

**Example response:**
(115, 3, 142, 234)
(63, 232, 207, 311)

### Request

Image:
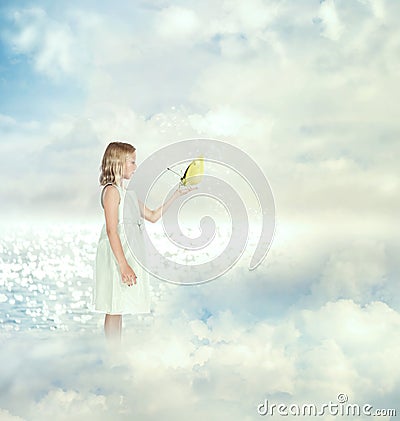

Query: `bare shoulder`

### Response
(102, 184, 120, 206)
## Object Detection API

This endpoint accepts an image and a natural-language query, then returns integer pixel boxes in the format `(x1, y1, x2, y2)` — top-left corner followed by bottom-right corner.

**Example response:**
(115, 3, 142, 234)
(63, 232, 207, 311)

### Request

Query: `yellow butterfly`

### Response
(167, 155, 204, 188)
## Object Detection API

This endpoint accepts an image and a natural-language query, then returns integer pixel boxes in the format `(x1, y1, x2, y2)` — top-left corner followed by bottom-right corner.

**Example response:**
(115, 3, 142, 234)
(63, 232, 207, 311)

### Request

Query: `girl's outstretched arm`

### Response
(103, 185, 136, 285)
(138, 186, 196, 223)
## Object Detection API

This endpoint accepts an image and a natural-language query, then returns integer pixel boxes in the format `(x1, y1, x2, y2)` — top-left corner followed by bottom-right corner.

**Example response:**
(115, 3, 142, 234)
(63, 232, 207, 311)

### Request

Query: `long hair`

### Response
(99, 142, 136, 186)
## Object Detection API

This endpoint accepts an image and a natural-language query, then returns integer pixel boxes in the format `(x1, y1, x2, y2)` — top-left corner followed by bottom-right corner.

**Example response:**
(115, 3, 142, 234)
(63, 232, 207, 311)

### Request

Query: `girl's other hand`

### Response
(119, 262, 137, 286)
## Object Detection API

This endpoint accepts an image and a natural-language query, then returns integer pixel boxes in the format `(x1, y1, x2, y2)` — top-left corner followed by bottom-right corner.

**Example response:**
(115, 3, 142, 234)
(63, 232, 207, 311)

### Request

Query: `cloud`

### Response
(0, 409, 24, 421)
(0, 297, 399, 420)
(360, 0, 386, 20)
(0, 113, 17, 127)
(0, 114, 104, 218)
(318, 0, 344, 41)
(188, 105, 273, 138)
(297, 299, 400, 399)
(155, 6, 201, 43)
(311, 239, 387, 304)
(6, 7, 78, 78)
(3, 6, 143, 83)
(0, 205, 399, 418)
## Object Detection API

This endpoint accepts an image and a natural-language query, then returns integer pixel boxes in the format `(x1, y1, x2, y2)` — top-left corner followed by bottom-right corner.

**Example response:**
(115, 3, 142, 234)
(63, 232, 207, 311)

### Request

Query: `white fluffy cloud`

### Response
(1, 297, 399, 420)
(318, 0, 344, 41)
(155, 6, 201, 43)
(0, 409, 24, 421)
(311, 239, 387, 303)
(7, 8, 78, 78)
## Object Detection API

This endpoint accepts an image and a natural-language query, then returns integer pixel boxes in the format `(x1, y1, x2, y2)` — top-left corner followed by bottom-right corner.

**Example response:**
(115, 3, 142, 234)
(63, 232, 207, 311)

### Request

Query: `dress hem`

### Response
(91, 307, 151, 316)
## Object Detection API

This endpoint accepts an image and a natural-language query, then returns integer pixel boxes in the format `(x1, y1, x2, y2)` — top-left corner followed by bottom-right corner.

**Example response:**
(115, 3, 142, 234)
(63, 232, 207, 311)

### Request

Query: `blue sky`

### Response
(0, 0, 399, 419)
(0, 4, 82, 121)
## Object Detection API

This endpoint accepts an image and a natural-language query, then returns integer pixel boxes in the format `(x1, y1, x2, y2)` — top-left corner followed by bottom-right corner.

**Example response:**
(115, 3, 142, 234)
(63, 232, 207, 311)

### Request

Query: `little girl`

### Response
(93, 141, 191, 342)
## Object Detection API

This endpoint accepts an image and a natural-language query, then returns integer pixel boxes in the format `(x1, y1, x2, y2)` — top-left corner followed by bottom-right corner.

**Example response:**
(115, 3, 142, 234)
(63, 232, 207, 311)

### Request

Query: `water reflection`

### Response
(0, 221, 241, 332)
(0, 223, 157, 332)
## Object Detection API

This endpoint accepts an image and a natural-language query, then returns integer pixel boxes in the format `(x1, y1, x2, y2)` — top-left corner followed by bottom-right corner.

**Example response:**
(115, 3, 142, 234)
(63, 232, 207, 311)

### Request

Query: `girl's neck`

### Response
(120, 179, 128, 190)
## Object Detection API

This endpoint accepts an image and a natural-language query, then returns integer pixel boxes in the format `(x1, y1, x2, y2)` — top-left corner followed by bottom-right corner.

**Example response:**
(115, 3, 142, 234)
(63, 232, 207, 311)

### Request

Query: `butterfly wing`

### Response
(181, 155, 204, 186)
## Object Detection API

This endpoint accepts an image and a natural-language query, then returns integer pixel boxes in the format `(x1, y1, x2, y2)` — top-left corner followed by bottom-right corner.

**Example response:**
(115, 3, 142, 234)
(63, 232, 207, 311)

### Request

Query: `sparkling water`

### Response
(0, 222, 160, 333)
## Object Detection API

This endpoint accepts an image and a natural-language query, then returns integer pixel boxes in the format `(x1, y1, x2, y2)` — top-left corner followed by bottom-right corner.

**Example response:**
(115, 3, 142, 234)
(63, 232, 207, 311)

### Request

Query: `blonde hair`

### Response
(99, 141, 136, 186)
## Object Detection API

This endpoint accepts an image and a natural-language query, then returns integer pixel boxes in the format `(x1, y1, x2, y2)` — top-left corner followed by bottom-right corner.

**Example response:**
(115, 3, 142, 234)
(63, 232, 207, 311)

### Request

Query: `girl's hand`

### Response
(175, 185, 198, 197)
(119, 262, 137, 286)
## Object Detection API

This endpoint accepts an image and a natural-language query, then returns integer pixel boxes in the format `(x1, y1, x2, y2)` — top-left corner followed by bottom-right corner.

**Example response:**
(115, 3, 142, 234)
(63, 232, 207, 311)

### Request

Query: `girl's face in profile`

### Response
(124, 152, 137, 179)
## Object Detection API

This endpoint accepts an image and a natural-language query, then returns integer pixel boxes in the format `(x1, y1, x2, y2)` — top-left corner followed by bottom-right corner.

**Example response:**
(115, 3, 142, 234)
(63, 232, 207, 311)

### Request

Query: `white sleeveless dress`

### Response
(93, 183, 151, 315)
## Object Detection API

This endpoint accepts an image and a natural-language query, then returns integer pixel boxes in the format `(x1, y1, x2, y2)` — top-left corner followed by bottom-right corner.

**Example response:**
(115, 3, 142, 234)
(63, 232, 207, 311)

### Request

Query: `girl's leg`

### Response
(104, 314, 122, 342)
